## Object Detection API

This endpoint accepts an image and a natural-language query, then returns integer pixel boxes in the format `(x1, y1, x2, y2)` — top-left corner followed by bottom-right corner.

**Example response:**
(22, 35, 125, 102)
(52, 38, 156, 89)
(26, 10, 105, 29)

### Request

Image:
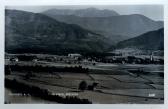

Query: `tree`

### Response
(24, 72, 34, 80)
(78, 81, 87, 91)
(5, 65, 11, 75)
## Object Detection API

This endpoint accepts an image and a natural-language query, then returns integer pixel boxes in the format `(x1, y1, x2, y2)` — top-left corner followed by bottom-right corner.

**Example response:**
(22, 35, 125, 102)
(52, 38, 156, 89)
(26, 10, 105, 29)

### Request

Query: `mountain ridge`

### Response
(116, 28, 164, 50)
(42, 10, 163, 43)
(42, 8, 120, 18)
(5, 9, 111, 54)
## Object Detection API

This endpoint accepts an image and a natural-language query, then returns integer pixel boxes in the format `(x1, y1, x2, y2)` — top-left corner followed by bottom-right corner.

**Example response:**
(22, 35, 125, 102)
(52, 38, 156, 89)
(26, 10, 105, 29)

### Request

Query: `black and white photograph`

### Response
(4, 5, 164, 104)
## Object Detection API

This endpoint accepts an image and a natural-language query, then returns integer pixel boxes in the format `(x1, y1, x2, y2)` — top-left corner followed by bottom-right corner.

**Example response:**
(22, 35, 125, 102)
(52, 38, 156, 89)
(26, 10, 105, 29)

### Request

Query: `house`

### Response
(33, 59, 38, 62)
(10, 57, 19, 62)
(68, 53, 82, 59)
(88, 82, 99, 91)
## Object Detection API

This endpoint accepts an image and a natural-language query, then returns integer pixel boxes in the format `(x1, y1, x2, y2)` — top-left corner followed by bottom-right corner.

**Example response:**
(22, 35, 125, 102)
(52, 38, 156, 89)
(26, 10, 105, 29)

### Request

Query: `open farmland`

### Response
(5, 54, 164, 104)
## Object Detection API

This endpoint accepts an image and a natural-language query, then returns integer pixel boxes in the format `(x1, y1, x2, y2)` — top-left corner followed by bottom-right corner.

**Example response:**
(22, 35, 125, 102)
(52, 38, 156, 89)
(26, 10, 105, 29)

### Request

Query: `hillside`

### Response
(5, 9, 110, 54)
(42, 9, 163, 43)
(116, 28, 164, 50)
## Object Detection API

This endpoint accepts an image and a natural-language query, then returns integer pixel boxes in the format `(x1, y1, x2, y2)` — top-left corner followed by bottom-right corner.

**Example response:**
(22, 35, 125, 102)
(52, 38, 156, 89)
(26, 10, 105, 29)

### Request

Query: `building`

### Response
(10, 57, 19, 62)
(68, 53, 82, 58)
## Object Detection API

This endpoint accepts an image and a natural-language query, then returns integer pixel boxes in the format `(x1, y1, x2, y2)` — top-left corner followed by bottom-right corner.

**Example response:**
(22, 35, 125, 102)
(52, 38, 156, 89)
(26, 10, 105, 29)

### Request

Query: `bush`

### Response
(78, 81, 87, 91)
(5, 65, 11, 75)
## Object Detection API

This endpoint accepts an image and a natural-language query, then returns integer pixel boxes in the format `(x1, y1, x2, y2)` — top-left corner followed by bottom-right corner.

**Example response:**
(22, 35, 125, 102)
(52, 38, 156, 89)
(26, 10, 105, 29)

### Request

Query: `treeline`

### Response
(5, 78, 92, 104)
(6, 47, 107, 56)
(6, 65, 89, 73)
(17, 55, 37, 61)
(103, 56, 164, 65)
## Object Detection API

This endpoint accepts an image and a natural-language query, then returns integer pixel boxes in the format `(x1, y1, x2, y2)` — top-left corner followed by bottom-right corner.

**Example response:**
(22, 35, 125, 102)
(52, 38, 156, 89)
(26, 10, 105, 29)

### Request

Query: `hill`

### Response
(5, 9, 111, 54)
(116, 28, 164, 50)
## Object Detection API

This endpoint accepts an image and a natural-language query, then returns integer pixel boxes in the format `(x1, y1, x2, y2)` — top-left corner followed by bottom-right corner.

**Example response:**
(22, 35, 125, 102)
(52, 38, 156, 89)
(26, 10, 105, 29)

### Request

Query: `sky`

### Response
(6, 5, 164, 21)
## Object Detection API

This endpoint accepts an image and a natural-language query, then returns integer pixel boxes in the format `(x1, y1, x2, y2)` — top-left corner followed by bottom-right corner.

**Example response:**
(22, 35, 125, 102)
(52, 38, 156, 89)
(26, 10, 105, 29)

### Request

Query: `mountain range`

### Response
(42, 8, 120, 18)
(5, 8, 164, 55)
(5, 9, 110, 54)
(42, 8, 163, 44)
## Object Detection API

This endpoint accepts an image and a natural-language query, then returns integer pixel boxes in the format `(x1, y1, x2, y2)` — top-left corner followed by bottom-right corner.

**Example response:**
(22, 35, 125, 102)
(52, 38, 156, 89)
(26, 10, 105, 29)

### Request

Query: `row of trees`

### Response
(7, 65, 89, 73)
(5, 78, 92, 104)
(103, 56, 164, 64)
(16, 55, 37, 61)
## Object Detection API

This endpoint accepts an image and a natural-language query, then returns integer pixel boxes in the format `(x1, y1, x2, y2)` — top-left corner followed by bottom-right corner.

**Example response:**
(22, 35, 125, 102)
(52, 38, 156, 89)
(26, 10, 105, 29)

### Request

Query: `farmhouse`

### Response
(68, 53, 82, 58)
(10, 57, 19, 62)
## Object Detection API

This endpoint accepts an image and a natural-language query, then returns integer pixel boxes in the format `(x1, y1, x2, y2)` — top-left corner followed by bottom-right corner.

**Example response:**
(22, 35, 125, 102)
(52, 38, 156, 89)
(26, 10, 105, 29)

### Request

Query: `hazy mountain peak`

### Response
(83, 7, 98, 10)
(42, 10, 163, 43)
(42, 8, 120, 17)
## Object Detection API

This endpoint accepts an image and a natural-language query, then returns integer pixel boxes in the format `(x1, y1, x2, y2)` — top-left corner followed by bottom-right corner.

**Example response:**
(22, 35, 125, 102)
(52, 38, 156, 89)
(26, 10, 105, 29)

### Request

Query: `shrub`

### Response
(78, 81, 87, 91)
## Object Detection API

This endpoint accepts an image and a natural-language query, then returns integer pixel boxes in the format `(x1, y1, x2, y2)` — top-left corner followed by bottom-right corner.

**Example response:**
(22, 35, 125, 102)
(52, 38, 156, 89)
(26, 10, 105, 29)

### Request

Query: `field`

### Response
(5, 54, 164, 104)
